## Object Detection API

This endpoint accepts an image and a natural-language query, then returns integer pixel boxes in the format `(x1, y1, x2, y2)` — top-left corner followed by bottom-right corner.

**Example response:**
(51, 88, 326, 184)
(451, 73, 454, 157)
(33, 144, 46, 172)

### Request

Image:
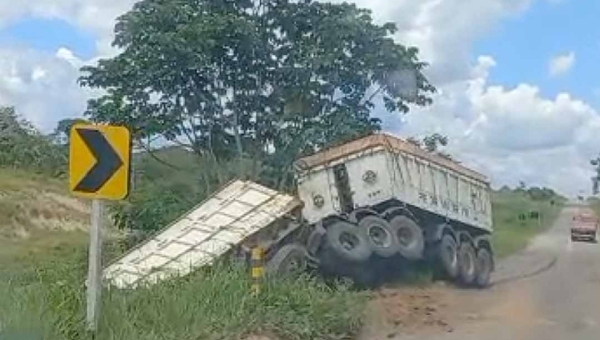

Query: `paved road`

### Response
(396, 205, 600, 340)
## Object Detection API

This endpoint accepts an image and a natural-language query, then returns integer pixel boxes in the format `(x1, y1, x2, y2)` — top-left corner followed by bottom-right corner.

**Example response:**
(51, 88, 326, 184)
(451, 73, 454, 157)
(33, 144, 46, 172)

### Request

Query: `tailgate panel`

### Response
(103, 180, 300, 289)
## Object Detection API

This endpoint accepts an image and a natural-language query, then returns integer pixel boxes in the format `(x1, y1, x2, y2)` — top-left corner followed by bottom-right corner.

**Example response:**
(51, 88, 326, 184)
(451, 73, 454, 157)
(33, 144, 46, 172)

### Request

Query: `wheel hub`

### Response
(368, 225, 391, 247)
(397, 228, 412, 246)
(339, 232, 359, 250)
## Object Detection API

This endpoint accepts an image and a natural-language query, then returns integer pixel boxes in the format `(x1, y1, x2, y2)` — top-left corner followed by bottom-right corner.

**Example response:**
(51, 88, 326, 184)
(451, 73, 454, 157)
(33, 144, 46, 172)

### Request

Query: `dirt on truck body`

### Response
(104, 132, 496, 289)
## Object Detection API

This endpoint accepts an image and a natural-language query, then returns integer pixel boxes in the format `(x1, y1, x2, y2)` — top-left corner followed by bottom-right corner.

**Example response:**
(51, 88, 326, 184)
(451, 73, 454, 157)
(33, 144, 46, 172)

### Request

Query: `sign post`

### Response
(69, 124, 131, 333)
(87, 199, 104, 331)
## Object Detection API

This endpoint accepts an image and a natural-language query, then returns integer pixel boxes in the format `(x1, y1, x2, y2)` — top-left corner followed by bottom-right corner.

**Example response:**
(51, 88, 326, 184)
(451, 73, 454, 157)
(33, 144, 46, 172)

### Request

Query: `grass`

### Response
(587, 197, 600, 215)
(0, 168, 90, 232)
(0, 167, 366, 340)
(0, 167, 91, 265)
(0, 249, 366, 340)
(491, 190, 564, 258)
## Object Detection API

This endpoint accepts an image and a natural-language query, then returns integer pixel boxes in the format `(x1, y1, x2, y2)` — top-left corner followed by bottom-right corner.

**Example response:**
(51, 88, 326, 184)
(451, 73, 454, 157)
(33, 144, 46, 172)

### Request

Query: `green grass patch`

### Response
(587, 197, 600, 215)
(491, 190, 564, 258)
(0, 249, 366, 340)
(0, 167, 66, 193)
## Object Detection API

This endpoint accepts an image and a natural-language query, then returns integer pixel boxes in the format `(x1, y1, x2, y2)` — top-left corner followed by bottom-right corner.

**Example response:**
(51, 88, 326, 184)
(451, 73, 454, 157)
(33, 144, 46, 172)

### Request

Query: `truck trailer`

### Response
(103, 132, 495, 289)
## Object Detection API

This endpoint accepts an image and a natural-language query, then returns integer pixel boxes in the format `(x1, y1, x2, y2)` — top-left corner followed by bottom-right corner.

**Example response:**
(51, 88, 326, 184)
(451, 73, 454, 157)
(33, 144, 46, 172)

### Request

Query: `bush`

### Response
(0, 106, 67, 178)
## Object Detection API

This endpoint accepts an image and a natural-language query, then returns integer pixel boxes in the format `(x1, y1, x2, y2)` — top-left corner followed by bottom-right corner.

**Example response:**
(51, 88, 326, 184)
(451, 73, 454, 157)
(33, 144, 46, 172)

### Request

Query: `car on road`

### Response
(571, 211, 599, 242)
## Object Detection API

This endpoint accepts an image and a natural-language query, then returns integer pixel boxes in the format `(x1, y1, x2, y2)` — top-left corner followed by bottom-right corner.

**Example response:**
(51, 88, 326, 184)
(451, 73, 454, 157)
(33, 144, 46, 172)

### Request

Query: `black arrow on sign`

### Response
(74, 128, 124, 193)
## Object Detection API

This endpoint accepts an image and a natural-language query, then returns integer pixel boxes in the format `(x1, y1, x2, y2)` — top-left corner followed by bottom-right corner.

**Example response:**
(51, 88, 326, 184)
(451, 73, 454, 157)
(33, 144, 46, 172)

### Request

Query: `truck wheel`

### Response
(325, 221, 372, 263)
(359, 215, 399, 258)
(266, 244, 308, 277)
(437, 234, 459, 278)
(474, 247, 493, 288)
(388, 216, 424, 260)
(457, 242, 476, 285)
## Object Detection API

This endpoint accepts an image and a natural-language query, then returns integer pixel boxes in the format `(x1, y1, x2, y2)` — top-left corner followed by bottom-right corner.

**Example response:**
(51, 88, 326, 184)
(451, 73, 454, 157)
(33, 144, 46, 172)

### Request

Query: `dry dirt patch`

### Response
(358, 283, 459, 339)
(0, 188, 90, 237)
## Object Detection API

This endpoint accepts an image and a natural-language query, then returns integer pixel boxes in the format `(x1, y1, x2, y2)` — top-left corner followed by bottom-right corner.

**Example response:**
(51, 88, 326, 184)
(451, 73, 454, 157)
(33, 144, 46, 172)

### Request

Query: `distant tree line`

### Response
(0, 106, 69, 177)
(499, 181, 564, 202)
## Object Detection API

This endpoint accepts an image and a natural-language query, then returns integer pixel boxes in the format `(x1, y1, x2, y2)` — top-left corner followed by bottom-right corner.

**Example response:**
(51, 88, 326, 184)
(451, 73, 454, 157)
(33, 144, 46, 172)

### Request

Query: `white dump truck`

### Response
(104, 132, 494, 289)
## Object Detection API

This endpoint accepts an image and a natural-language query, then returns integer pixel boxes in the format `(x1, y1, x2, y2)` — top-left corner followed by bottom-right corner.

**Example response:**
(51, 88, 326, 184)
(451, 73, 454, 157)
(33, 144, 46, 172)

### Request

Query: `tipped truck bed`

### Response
(103, 180, 301, 289)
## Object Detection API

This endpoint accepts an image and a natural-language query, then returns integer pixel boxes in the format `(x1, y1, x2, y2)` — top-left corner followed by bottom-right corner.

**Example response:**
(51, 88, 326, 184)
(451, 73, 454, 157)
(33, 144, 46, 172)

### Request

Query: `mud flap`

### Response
(306, 221, 327, 256)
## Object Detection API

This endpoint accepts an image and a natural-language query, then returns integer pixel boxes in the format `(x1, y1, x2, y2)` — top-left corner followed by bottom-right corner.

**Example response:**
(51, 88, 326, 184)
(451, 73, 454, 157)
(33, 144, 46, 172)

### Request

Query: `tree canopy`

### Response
(76, 0, 437, 232)
(79, 0, 434, 182)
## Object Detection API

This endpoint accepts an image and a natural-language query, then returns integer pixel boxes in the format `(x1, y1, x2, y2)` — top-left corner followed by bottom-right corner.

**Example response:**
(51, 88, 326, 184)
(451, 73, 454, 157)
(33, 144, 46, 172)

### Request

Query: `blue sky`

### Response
(474, 0, 600, 107)
(0, 17, 96, 59)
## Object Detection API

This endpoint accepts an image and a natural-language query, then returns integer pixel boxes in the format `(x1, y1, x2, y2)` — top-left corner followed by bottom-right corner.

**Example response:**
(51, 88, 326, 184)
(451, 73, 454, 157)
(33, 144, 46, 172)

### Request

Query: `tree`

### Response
(0, 106, 67, 177)
(406, 137, 422, 148)
(51, 118, 90, 145)
(406, 133, 453, 160)
(591, 156, 600, 195)
(79, 0, 435, 188)
(422, 133, 448, 152)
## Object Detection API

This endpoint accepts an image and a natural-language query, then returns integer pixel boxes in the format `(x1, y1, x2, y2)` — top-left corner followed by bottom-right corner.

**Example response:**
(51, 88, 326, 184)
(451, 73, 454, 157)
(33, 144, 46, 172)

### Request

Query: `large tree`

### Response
(79, 0, 435, 187)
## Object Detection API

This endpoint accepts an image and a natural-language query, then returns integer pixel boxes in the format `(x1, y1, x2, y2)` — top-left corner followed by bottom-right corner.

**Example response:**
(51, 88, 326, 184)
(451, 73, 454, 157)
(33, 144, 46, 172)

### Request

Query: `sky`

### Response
(0, 0, 598, 197)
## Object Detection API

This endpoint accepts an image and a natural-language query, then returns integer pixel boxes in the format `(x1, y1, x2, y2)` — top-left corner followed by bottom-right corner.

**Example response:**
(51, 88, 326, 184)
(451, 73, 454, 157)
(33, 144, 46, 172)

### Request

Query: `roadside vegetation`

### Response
(0, 249, 365, 340)
(586, 196, 600, 216)
(491, 185, 566, 258)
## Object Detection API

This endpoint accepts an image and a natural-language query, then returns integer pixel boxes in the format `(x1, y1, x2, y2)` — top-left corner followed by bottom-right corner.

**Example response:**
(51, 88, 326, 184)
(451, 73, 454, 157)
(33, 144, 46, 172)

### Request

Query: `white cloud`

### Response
(31, 66, 47, 81)
(548, 51, 576, 77)
(344, 0, 598, 196)
(55, 47, 81, 66)
(0, 0, 136, 56)
(0, 1, 133, 132)
(391, 56, 600, 196)
(343, 0, 533, 85)
(0, 47, 91, 131)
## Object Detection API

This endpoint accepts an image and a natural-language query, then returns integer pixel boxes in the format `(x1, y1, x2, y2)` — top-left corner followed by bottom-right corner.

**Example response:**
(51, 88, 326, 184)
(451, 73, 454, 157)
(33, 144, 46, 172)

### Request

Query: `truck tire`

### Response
(325, 221, 372, 263)
(266, 244, 308, 277)
(457, 242, 476, 285)
(388, 216, 424, 260)
(358, 215, 399, 258)
(437, 234, 459, 278)
(474, 247, 493, 288)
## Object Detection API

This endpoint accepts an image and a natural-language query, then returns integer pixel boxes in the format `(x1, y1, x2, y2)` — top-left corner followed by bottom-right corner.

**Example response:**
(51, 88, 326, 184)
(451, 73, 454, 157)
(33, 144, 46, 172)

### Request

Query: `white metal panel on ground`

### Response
(103, 180, 300, 289)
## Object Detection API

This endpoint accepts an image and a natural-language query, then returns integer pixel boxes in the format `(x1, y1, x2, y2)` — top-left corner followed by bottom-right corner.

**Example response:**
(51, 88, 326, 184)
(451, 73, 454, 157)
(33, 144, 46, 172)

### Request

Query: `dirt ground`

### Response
(357, 281, 498, 339)
(359, 206, 600, 340)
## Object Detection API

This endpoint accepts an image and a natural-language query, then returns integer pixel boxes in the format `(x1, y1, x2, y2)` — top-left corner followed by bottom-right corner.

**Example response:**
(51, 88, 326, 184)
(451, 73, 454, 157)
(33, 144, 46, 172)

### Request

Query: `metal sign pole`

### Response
(86, 199, 104, 332)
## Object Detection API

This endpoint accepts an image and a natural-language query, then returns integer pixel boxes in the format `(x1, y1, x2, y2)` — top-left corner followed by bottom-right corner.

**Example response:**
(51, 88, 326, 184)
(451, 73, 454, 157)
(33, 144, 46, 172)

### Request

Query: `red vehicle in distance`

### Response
(571, 210, 599, 243)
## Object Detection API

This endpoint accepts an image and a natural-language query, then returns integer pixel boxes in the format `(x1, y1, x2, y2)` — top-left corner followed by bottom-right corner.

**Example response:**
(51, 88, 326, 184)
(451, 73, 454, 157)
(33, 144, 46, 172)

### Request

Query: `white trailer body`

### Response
(103, 180, 301, 289)
(295, 133, 492, 232)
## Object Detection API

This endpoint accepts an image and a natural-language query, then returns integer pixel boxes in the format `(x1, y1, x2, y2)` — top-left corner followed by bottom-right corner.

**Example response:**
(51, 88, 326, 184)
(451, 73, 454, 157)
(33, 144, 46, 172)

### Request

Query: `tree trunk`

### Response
(233, 111, 243, 157)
